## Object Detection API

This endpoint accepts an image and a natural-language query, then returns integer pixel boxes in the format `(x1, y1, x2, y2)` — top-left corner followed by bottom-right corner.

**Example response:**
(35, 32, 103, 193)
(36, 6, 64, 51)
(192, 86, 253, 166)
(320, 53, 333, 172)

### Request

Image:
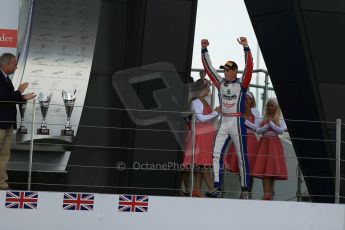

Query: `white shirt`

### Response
(191, 99, 218, 122)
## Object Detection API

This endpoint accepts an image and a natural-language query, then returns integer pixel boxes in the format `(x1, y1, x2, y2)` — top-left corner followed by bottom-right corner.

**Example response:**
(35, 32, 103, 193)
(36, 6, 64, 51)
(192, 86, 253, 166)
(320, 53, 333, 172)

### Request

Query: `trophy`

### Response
(61, 90, 76, 136)
(17, 102, 28, 134)
(37, 92, 52, 135)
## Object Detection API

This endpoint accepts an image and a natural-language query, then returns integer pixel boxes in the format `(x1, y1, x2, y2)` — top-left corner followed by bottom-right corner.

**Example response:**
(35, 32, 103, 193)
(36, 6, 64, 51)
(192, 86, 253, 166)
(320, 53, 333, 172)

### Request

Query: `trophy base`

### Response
(37, 128, 50, 135)
(17, 128, 28, 135)
(61, 129, 74, 136)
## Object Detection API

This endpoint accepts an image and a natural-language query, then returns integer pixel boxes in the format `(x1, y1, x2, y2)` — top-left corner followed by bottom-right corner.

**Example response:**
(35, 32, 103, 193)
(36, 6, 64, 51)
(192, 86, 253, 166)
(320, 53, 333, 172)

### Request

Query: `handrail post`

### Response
(335, 118, 341, 204)
(211, 84, 215, 109)
(28, 99, 36, 191)
(262, 72, 269, 112)
(189, 113, 196, 197)
(296, 164, 302, 202)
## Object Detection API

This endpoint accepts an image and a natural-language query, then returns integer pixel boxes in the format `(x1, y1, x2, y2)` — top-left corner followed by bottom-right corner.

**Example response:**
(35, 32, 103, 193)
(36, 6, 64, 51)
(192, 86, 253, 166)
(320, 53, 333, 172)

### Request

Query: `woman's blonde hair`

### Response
(263, 97, 281, 125)
(246, 91, 256, 108)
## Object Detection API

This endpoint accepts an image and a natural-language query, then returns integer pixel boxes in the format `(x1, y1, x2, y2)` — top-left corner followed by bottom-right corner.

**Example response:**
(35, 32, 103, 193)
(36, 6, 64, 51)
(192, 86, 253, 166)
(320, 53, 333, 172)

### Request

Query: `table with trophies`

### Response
(10, 90, 77, 172)
(16, 90, 77, 144)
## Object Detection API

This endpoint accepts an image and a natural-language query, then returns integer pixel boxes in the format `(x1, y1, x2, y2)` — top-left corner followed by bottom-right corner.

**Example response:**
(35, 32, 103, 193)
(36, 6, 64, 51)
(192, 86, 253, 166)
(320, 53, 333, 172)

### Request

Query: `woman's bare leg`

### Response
(201, 166, 214, 191)
(179, 171, 190, 196)
(193, 171, 203, 197)
(262, 178, 272, 200)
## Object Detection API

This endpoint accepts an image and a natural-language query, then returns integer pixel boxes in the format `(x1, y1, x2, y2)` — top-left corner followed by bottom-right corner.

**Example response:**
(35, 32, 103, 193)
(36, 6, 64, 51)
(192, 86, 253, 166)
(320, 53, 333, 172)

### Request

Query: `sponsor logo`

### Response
(223, 102, 235, 108)
(0, 29, 17, 48)
(223, 94, 237, 100)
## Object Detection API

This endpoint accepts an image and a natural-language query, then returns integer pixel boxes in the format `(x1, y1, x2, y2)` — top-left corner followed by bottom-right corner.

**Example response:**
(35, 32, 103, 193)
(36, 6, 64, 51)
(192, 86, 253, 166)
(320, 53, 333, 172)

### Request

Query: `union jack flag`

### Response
(118, 195, 149, 212)
(63, 193, 94, 211)
(5, 191, 38, 209)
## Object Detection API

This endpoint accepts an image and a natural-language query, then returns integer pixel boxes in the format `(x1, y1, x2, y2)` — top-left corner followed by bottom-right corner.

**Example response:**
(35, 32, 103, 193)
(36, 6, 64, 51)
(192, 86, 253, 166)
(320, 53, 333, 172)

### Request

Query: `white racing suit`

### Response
(201, 46, 253, 191)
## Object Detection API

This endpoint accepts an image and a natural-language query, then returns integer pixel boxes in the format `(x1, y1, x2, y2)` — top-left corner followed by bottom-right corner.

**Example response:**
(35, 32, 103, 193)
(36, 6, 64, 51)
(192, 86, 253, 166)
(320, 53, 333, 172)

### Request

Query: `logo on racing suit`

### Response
(221, 87, 237, 100)
(221, 87, 231, 97)
(223, 94, 237, 100)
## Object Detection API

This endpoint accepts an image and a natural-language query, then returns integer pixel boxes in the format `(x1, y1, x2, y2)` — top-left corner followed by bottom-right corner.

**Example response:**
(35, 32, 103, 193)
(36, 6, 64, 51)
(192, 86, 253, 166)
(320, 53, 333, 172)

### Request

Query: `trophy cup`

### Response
(37, 92, 52, 135)
(61, 90, 76, 136)
(17, 102, 28, 134)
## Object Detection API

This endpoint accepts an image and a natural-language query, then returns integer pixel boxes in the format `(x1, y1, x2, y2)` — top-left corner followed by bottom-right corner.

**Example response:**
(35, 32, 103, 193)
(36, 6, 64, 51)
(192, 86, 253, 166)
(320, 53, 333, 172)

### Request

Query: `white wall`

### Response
(0, 190, 343, 230)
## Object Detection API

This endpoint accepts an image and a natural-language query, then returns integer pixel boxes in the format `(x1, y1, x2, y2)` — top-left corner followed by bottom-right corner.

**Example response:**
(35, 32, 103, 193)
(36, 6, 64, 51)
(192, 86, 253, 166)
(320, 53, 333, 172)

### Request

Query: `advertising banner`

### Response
(0, 0, 19, 54)
(17, 0, 101, 135)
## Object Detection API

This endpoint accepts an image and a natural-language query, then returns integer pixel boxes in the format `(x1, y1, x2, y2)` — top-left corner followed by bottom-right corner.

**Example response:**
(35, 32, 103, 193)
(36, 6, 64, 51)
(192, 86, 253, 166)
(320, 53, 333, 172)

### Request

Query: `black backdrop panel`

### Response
(248, 11, 309, 84)
(300, 0, 345, 12)
(319, 84, 345, 121)
(91, 0, 127, 75)
(303, 12, 345, 83)
(244, 0, 345, 202)
(67, 0, 198, 196)
(244, 0, 293, 16)
(142, 0, 194, 72)
(66, 0, 130, 194)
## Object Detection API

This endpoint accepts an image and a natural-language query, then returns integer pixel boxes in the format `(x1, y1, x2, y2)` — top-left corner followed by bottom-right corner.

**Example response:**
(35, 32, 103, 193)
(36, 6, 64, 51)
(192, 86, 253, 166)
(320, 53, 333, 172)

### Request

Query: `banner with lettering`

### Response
(0, 0, 19, 54)
(17, 0, 101, 136)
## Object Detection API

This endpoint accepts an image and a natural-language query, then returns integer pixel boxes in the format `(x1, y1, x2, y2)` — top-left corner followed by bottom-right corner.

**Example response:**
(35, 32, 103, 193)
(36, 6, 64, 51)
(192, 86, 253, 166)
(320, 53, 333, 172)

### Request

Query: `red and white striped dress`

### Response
(252, 120, 288, 180)
(183, 99, 218, 166)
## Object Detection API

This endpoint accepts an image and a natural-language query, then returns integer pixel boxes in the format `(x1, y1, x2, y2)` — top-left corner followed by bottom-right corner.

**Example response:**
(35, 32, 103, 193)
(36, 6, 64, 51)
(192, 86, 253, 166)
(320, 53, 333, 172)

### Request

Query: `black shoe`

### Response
(240, 191, 250, 199)
(205, 188, 222, 198)
(182, 191, 190, 197)
(180, 191, 190, 197)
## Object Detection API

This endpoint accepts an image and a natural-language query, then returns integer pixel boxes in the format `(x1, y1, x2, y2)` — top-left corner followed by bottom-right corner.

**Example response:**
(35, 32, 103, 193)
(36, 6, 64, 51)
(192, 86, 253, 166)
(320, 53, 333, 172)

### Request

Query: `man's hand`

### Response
(214, 106, 221, 113)
(237, 37, 249, 47)
(22, 92, 36, 100)
(201, 39, 209, 48)
(18, 82, 29, 94)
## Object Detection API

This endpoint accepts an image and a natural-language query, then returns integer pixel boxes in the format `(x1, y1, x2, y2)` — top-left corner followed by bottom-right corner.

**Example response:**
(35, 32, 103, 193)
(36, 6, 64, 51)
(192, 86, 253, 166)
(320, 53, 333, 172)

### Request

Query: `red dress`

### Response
(252, 121, 288, 180)
(183, 103, 216, 166)
(224, 116, 258, 173)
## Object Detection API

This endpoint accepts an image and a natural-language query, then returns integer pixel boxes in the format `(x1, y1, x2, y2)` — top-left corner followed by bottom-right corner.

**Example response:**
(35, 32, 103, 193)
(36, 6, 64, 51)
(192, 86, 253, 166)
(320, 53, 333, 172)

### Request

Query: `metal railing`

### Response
(0, 98, 343, 203)
(0, 67, 342, 202)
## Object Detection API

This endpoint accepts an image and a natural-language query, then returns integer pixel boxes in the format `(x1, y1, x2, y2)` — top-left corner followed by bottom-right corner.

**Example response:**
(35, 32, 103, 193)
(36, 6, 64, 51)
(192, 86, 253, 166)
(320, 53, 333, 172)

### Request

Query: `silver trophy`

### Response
(61, 90, 76, 136)
(37, 92, 52, 135)
(17, 102, 28, 134)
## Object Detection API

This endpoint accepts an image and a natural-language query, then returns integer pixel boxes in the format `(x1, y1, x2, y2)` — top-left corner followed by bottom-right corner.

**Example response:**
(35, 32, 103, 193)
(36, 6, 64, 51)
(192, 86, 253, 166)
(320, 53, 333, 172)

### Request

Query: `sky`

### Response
(192, 0, 271, 112)
(192, 0, 266, 72)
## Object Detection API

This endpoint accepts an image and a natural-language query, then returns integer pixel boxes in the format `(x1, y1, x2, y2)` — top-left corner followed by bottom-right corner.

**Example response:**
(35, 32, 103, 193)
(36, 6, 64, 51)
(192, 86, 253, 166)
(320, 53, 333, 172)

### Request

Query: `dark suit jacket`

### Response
(0, 71, 23, 129)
